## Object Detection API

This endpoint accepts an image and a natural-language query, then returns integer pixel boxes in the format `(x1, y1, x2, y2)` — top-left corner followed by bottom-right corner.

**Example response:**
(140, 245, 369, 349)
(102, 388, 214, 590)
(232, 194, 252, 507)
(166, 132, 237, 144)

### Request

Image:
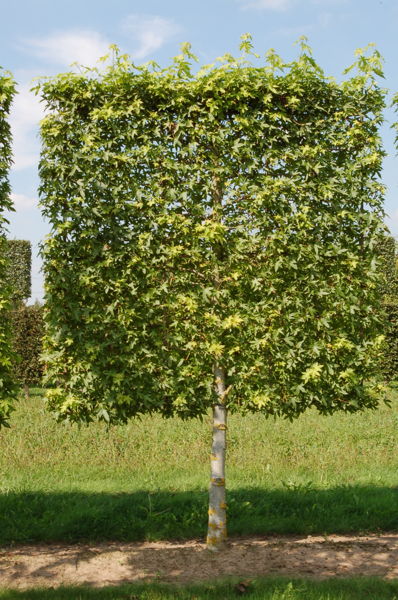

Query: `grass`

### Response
(2, 578, 398, 599)
(1, 386, 398, 543)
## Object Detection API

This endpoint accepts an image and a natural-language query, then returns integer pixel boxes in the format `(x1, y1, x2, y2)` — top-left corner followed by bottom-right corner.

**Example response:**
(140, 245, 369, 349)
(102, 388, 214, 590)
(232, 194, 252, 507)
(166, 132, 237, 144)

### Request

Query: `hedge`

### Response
(5, 239, 32, 303)
(383, 299, 398, 380)
(379, 236, 398, 380)
(10, 303, 44, 386)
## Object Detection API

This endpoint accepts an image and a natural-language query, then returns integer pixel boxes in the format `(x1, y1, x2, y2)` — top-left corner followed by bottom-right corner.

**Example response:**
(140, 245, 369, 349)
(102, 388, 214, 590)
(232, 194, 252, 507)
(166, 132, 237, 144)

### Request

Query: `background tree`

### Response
(0, 68, 18, 427)
(37, 37, 387, 549)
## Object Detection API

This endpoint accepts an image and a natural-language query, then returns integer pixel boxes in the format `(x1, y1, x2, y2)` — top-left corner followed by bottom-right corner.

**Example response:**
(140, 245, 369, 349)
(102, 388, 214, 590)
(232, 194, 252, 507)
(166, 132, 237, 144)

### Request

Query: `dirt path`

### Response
(1, 534, 398, 589)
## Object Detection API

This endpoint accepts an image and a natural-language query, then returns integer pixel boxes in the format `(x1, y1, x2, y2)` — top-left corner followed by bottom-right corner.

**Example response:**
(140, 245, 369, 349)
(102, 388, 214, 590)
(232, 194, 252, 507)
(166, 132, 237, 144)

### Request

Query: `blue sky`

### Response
(1, 0, 397, 302)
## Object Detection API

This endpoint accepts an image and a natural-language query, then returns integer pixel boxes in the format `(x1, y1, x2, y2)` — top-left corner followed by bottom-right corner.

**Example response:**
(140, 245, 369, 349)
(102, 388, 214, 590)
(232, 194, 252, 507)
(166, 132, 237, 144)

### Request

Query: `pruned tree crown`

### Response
(36, 37, 387, 424)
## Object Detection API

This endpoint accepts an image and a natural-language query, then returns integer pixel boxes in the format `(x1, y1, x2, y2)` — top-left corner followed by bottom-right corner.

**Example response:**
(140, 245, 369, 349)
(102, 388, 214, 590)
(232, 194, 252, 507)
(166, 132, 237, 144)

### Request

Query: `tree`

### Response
(37, 37, 387, 549)
(0, 68, 18, 427)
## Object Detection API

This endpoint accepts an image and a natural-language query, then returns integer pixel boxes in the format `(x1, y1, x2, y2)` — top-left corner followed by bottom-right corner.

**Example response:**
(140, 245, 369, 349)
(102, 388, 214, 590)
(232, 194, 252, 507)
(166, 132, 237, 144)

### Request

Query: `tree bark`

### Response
(207, 364, 228, 551)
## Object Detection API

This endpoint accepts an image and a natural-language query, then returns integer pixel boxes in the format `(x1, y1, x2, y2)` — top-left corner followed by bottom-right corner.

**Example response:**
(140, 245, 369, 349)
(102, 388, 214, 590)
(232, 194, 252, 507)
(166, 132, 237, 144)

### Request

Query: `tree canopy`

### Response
(36, 37, 387, 425)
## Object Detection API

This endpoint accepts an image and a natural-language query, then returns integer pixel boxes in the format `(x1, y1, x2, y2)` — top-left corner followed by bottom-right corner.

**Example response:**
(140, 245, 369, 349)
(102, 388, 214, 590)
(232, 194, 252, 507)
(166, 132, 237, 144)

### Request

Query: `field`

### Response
(1, 386, 398, 544)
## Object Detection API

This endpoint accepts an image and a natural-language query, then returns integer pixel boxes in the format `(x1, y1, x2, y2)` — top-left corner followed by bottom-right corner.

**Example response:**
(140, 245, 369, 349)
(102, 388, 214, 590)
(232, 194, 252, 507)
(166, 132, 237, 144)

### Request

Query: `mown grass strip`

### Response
(1, 578, 398, 600)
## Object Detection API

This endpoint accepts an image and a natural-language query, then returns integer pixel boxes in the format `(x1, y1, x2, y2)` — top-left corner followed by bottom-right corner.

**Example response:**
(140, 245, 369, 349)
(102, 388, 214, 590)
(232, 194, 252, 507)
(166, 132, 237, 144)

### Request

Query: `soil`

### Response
(1, 534, 398, 589)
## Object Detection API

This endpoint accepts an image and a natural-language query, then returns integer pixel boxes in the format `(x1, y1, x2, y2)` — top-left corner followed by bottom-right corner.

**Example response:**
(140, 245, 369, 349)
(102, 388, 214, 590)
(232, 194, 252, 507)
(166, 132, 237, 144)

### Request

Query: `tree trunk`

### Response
(207, 364, 228, 551)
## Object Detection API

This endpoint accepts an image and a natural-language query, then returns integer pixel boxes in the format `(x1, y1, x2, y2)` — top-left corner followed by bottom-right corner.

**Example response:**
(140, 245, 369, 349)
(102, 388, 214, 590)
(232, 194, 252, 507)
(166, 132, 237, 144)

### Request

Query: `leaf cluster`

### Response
(36, 39, 387, 424)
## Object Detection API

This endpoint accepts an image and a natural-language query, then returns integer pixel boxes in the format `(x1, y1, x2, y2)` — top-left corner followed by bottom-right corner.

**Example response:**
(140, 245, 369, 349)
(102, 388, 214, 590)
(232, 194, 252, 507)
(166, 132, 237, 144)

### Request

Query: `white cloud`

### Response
(238, 0, 293, 10)
(274, 11, 332, 36)
(21, 17, 181, 68)
(22, 30, 110, 67)
(239, 0, 344, 9)
(10, 192, 38, 211)
(122, 14, 181, 60)
(312, 0, 347, 5)
(9, 82, 44, 171)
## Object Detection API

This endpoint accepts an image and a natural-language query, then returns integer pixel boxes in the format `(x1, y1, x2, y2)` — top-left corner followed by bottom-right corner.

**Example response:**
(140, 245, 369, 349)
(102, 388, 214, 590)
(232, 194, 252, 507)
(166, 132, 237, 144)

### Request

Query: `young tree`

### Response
(0, 68, 18, 427)
(37, 37, 387, 549)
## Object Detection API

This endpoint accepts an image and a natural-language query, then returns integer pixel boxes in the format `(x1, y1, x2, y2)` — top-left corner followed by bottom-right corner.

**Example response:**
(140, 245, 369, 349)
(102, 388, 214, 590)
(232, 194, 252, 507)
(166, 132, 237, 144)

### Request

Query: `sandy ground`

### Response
(1, 534, 398, 589)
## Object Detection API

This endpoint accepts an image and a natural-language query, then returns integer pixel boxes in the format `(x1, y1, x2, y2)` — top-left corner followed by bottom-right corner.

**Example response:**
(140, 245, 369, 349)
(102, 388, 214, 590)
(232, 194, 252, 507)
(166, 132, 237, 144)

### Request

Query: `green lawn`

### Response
(1, 386, 398, 543)
(1, 578, 398, 600)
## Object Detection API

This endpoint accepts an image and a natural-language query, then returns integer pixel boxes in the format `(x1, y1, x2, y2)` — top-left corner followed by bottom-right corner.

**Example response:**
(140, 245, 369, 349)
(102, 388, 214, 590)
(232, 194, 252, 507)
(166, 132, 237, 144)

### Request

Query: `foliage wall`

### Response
(37, 40, 387, 424)
(5, 240, 32, 303)
(0, 68, 18, 426)
(389, 93, 398, 381)
(383, 301, 398, 380)
(379, 236, 398, 380)
(11, 304, 44, 386)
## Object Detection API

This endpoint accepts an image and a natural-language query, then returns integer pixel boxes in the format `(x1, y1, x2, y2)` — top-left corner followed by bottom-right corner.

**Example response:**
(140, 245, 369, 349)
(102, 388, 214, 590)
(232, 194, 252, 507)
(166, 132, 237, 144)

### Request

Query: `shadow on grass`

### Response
(0, 485, 398, 544)
(2, 579, 398, 600)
